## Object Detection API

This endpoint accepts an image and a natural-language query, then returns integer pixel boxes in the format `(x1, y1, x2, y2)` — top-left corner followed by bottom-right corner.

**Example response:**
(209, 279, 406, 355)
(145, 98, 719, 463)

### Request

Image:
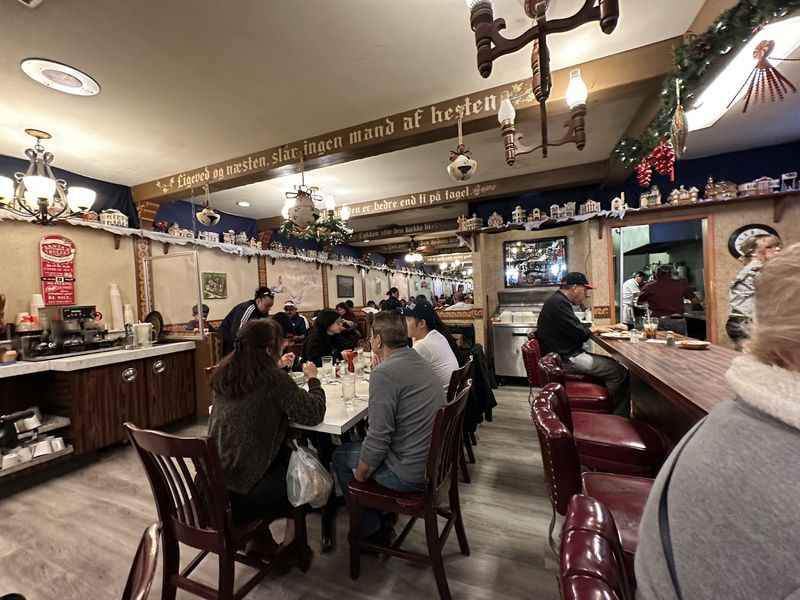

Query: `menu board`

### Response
(40, 234, 76, 305)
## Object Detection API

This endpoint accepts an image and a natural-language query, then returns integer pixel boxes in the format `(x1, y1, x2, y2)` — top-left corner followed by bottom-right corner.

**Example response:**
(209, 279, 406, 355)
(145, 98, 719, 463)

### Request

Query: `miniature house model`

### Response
(511, 205, 526, 224)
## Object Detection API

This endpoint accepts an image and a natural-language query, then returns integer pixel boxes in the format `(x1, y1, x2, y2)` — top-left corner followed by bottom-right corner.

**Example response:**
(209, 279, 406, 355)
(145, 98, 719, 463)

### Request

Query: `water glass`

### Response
(630, 329, 640, 344)
(342, 376, 356, 411)
(321, 356, 333, 383)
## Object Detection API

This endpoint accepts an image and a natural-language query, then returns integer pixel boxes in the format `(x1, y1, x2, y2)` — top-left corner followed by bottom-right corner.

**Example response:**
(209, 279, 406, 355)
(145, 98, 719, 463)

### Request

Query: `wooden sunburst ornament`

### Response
(731, 40, 798, 114)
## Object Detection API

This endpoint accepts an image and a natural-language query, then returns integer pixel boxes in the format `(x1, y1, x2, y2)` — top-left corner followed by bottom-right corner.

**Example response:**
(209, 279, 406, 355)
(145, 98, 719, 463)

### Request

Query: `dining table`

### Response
(591, 331, 738, 444)
(290, 372, 372, 552)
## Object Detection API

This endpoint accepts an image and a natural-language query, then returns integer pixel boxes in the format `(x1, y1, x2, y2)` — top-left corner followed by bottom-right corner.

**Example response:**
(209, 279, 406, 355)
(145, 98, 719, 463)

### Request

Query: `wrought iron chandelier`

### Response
(0, 129, 96, 225)
(404, 236, 423, 264)
(466, 0, 619, 165)
(279, 155, 352, 245)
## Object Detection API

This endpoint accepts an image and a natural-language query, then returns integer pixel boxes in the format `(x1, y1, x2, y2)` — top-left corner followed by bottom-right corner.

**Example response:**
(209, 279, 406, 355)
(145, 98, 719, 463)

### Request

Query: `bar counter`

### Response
(592, 333, 738, 444)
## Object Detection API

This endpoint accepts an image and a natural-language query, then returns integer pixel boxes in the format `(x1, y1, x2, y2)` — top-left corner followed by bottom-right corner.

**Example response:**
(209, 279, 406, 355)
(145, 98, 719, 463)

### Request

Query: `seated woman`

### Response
(208, 319, 325, 568)
(635, 243, 800, 599)
(335, 302, 362, 349)
(302, 309, 347, 366)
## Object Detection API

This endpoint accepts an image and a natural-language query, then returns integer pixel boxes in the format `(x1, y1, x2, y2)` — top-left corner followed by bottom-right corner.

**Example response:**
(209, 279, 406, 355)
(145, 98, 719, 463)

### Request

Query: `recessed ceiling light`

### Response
(20, 58, 100, 96)
(362, 239, 370, 243)
(236, 201, 251, 207)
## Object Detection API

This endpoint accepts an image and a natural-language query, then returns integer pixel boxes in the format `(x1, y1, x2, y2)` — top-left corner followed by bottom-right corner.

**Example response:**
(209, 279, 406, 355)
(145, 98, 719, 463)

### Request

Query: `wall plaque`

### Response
(40, 234, 77, 306)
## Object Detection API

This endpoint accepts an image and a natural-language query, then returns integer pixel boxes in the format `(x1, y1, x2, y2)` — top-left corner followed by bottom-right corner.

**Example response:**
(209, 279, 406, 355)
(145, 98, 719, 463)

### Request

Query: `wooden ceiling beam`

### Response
(132, 38, 677, 204)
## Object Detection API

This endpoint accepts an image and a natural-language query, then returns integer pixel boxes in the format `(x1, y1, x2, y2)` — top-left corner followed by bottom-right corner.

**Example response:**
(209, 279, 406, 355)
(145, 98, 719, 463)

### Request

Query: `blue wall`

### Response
(0, 154, 139, 227)
(153, 200, 258, 239)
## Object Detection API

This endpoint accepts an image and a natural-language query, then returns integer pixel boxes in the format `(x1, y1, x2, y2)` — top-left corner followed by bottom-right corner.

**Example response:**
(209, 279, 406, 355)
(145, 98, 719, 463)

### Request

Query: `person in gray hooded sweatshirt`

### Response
(635, 242, 800, 599)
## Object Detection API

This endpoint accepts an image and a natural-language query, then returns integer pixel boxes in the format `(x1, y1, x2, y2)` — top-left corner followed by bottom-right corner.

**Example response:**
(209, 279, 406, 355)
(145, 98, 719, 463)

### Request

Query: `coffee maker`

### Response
(20, 305, 115, 360)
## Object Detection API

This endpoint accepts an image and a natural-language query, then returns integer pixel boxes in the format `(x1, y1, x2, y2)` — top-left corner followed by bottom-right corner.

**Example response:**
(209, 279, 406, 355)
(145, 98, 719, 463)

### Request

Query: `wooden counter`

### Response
(592, 334, 737, 443)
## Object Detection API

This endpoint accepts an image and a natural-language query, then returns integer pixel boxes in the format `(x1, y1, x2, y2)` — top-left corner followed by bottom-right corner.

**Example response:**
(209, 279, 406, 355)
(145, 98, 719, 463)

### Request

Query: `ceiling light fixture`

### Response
(0, 129, 96, 225)
(279, 155, 352, 245)
(404, 235, 424, 264)
(236, 201, 251, 208)
(195, 184, 221, 226)
(467, 0, 619, 164)
(686, 15, 800, 132)
(20, 58, 100, 96)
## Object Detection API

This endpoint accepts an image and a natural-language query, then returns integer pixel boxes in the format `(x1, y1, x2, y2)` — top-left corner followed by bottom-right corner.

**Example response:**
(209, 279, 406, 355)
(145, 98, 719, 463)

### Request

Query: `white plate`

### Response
(600, 332, 630, 339)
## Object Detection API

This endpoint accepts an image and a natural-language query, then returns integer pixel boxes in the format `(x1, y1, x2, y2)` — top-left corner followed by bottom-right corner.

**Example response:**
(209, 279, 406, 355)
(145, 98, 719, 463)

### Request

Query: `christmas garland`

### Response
(612, 0, 800, 168)
(279, 214, 353, 245)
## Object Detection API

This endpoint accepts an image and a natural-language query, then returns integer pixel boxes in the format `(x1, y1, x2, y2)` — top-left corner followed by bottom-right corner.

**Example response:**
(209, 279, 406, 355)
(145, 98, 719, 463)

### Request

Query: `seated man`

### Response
(402, 301, 459, 391)
(283, 301, 308, 336)
(185, 303, 215, 332)
(536, 272, 629, 414)
(332, 311, 445, 541)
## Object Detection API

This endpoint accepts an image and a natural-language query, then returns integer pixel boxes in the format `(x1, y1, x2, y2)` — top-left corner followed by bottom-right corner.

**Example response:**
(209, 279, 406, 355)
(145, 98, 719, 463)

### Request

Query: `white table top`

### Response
(290, 377, 370, 435)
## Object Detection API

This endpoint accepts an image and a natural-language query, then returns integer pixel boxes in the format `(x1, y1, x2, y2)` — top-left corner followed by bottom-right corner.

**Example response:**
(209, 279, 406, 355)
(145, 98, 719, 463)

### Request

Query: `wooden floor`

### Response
(0, 385, 559, 600)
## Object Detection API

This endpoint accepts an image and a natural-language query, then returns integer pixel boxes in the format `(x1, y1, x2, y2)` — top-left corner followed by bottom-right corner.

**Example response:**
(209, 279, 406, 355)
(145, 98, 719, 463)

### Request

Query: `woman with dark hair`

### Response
(302, 309, 347, 366)
(209, 319, 325, 567)
(335, 302, 362, 349)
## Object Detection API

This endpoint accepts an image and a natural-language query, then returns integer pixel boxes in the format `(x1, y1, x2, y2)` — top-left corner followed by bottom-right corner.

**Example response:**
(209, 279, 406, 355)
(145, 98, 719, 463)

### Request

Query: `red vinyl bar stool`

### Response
(522, 339, 611, 413)
(559, 494, 635, 600)
(531, 390, 652, 583)
(536, 381, 668, 477)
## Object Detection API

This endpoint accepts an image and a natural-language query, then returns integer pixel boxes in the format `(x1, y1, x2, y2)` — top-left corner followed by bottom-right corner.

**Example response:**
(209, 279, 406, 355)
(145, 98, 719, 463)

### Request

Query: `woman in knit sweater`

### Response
(209, 318, 325, 566)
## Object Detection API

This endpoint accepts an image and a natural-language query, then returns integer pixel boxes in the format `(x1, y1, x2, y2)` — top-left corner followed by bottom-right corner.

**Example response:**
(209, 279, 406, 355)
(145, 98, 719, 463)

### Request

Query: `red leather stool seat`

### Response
(572, 412, 667, 476)
(582, 472, 653, 576)
(565, 381, 613, 413)
(561, 576, 622, 600)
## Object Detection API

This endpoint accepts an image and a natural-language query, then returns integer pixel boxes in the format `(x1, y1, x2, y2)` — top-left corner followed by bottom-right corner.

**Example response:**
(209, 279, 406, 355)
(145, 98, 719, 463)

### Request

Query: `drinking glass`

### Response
(342, 376, 356, 411)
(321, 356, 333, 383)
(643, 319, 658, 340)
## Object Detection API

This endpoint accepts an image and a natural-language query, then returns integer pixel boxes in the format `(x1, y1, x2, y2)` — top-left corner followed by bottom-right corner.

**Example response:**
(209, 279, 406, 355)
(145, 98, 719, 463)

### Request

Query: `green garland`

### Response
(279, 215, 353, 245)
(612, 0, 800, 168)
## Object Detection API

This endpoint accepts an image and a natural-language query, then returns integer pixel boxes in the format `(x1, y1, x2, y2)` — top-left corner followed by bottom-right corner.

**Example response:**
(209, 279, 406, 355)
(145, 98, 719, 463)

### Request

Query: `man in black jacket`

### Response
(536, 272, 629, 413)
(219, 287, 274, 355)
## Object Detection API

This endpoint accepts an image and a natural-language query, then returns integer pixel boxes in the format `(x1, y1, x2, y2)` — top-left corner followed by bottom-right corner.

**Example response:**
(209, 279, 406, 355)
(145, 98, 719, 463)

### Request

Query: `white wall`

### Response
(327, 264, 364, 307)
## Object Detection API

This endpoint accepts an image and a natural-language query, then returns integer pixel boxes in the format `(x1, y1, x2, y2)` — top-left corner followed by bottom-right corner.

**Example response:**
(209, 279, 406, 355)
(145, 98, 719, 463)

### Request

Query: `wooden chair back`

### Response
(426, 382, 472, 499)
(124, 423, 231, 553)
(446, 356, 474, 403)
(121, 523, 161, 600)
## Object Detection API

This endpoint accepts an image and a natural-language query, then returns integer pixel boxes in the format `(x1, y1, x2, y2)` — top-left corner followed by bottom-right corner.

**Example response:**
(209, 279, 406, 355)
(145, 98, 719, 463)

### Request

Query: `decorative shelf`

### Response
(0, 445, 74, 478)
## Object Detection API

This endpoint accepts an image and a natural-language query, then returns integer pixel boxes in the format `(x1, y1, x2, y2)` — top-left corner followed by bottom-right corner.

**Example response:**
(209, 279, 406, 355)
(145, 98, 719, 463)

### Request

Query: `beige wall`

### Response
(197, 247, 259, 321)
(365, 270, 390, 305)
(327, 264, 364, 307)
(0, 222, 137, 326)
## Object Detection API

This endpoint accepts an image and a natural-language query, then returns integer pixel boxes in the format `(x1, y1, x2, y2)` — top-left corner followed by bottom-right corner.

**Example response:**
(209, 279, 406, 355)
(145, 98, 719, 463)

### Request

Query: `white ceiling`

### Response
(0, 0, 704, 188)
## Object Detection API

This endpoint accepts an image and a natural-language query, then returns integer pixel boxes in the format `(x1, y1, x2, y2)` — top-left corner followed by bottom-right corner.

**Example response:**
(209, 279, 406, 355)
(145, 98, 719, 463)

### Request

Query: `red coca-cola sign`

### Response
(40, 234, 76, 305)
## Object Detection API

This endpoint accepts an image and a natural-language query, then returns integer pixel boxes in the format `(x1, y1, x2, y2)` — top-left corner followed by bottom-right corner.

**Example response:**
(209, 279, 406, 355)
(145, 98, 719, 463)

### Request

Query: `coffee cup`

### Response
(15, 446, 33, 462)
(2, 452, 21, 469)
(32, 439, 53, 458)
(50, 436, 66, 452)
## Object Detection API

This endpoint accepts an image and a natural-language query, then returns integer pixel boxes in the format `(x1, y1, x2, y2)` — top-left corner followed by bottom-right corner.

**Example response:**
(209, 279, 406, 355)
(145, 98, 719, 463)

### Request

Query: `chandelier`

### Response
(404, 236, 423, 264)
(0, 129, 96, 225)
(279, 156, 352, 245)
(466, 0, 619, 165)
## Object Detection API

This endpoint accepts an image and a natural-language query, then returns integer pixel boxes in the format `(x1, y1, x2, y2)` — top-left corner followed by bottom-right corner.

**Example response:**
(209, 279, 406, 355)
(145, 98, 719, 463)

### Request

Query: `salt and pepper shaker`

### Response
(665, 331, 676, 347)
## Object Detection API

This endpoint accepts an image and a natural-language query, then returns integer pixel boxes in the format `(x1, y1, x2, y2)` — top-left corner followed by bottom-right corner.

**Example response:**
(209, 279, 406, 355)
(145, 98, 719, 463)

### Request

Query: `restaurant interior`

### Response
(0, 1, 799, 599)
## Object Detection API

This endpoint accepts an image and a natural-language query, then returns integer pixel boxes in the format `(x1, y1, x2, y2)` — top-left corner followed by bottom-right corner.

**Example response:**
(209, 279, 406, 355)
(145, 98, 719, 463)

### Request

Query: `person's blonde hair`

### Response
(740, 234, 781, 263)
(748, 242, 800, 369)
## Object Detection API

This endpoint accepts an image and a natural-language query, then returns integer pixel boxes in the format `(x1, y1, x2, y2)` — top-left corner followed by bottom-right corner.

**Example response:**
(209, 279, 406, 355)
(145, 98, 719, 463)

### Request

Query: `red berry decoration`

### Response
(635, 159, 653, 188)
(651, 141, 676, 182)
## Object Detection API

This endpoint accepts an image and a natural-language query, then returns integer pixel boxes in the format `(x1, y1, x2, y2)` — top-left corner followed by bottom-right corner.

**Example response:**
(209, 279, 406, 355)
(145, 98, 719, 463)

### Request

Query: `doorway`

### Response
(611, 218, 710, 340)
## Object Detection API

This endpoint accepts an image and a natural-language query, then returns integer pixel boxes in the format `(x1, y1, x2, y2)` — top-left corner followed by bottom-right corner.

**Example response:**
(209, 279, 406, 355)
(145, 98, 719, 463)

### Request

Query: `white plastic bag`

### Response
(286, 445, 333, 509)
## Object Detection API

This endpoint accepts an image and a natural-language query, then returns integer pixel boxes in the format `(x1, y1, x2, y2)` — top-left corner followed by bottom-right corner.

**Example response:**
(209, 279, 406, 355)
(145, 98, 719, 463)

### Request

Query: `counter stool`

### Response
(535, 350, 612, 413)
(559, 494, 634, 600)
(531, 392, 651, 582)
(347, 383, 473, 600)
(535, 382, 668, 477)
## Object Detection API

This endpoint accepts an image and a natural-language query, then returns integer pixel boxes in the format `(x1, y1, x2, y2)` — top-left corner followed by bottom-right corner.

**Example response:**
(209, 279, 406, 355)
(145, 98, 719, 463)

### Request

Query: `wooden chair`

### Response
(347, 383, 473, 600)
(125, 423, 309, 600)
(121, 523, 161, 600)
(447, 358, 474, 483)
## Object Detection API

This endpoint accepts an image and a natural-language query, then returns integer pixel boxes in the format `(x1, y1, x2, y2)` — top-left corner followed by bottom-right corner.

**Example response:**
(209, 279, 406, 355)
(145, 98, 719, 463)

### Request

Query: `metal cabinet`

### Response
(492, 324, 533, 378)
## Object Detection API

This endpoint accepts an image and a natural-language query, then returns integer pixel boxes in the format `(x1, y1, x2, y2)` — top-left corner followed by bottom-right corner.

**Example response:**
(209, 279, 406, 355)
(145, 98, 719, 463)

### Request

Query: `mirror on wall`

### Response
(504, 237, 568, 288)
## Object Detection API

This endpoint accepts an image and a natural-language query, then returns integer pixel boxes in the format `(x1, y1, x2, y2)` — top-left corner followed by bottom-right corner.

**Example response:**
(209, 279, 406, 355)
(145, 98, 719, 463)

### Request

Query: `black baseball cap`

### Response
(561, 272, 594, 289)
(401, 302, 437, 328)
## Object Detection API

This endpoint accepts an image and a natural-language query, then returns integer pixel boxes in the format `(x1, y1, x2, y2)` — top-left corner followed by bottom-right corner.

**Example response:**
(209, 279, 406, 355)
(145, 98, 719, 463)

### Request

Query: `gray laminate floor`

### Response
(0, 385, 558, 600)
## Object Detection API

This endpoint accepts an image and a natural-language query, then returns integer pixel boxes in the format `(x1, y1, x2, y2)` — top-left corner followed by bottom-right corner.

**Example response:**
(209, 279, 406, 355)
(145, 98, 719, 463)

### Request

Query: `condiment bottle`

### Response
(665, 331, 676, 347)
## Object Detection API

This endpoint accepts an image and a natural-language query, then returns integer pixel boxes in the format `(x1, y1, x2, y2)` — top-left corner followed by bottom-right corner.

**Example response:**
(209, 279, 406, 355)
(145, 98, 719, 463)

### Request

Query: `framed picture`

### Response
(202, 272, 228, 300)
(337, 275, 355, 298)
(503, 236, 568, 288)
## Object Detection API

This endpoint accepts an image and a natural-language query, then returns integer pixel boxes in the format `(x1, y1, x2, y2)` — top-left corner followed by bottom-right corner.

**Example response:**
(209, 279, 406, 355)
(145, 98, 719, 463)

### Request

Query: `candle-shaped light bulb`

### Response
(565, 68, 589, 109)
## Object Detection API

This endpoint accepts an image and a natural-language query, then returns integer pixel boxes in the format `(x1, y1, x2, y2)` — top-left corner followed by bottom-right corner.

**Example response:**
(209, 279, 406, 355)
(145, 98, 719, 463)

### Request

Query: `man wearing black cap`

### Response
(536, 272, 629, 412)
(219, 286, 274, 355)
(403, 301, 460, 390)
(382, 287, 402, 312)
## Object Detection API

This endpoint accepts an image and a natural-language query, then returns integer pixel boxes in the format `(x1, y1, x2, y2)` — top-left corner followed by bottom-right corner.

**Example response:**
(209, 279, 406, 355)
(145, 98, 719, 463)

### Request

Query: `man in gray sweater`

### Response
(333, 311, 445, 540)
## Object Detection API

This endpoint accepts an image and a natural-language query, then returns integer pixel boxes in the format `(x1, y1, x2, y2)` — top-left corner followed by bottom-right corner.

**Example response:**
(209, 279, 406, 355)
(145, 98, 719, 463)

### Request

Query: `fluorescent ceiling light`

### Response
(20, 58, 100, 96)
(686, 15, 800, 131)
(236, 201, 251, 207)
